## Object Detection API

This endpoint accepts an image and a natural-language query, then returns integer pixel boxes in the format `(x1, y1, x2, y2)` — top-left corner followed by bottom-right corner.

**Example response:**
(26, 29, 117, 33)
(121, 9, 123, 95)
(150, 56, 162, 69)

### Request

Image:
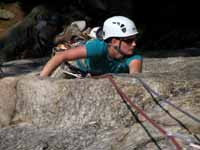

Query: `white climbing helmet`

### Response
(88, 26, 101, 39)
(102, 16, 138, 40)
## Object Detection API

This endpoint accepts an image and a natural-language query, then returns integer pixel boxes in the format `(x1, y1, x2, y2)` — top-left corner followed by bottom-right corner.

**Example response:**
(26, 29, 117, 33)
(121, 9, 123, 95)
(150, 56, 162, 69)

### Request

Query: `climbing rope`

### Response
(70, 72, 199, 149)
(96, 74, 182, 150)
(135, 76, 200, 143)
(135, 77, 200, 124)
(167, 132, 200, 149)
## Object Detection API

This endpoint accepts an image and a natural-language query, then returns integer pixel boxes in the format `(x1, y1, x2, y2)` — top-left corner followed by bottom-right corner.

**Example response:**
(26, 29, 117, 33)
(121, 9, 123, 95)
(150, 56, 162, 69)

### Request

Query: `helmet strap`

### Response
(107, 38, 126, 58)
(112, 39, 125, 56)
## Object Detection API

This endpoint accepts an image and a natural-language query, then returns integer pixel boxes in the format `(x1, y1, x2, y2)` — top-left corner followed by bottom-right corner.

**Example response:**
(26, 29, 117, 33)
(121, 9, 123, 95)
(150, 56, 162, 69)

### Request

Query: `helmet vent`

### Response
(112, 22, 126, 33)
(121, 28, 126, 33)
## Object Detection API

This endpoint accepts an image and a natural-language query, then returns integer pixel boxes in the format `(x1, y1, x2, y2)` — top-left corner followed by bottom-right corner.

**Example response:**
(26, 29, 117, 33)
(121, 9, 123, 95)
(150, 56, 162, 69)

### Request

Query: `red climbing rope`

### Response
(96, 74, 182, 150)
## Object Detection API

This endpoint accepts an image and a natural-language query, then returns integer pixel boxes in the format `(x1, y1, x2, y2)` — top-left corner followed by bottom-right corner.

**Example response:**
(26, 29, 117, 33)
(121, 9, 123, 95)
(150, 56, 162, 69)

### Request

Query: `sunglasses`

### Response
(121, 37, 137, 44)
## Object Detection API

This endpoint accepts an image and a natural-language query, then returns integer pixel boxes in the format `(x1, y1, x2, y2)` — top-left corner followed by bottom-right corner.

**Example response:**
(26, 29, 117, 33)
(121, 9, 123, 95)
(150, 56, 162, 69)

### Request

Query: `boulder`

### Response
(0, 77, 17, 127)
(0, 56, 200, 149)
(0, 9, 15, 20)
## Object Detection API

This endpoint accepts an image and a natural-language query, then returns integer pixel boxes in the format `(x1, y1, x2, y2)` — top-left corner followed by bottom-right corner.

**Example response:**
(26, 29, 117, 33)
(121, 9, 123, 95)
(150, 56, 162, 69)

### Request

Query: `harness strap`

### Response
(64, 62, 88, 77)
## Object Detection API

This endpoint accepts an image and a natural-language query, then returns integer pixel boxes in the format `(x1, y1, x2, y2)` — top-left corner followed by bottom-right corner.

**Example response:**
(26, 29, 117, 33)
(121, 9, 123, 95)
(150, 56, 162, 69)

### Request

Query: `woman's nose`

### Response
(131, 41, 136, 47)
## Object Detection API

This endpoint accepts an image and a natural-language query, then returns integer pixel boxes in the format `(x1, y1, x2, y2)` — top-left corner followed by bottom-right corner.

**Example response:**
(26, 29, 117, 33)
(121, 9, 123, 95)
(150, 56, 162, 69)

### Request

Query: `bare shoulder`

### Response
(129, 59, 143, 73)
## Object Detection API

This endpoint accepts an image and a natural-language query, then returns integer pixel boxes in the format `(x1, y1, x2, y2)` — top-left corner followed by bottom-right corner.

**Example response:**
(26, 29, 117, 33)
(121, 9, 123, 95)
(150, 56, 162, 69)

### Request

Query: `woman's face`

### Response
(110, 35, 137, 59)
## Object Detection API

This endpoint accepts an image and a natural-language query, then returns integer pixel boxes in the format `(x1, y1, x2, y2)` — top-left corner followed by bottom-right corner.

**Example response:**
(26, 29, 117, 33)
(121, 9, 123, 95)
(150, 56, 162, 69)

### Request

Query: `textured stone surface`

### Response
(0, 77, 17, 127)
(0, 56, 200, 149)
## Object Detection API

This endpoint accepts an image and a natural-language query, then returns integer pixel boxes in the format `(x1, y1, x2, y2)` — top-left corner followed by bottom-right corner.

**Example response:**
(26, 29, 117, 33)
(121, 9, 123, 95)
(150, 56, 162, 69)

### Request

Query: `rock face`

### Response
(0, 5, 64, 64)
(0, 77, 17, 127)
(0, 9, 15, 20)
(0, 56, 200, 149)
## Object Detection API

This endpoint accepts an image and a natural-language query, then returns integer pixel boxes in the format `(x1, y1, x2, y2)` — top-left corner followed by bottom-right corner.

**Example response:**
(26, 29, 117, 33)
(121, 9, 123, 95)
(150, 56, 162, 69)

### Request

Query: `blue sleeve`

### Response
(85, 39, 107, 57)
(126, 54, 143, 65)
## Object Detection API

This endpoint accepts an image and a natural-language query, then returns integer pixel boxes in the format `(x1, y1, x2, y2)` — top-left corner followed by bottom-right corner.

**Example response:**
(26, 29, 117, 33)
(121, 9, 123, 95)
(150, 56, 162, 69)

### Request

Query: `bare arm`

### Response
(128, 59, 143, 74)
(40, 45, 87, 77)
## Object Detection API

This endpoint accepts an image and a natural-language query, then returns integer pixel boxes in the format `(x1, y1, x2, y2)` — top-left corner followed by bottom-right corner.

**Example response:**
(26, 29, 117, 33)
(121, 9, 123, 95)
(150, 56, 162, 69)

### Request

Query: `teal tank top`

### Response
(75, 39, 142, 75)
